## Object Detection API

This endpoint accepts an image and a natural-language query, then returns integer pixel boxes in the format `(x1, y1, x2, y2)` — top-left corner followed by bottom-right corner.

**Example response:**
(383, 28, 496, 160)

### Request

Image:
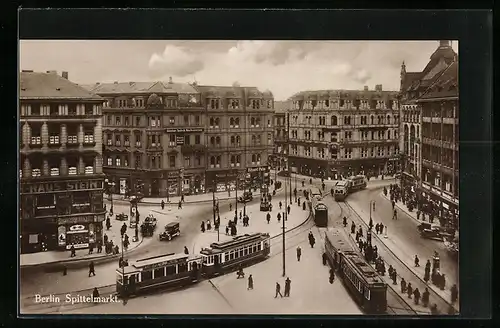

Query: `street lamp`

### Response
(104, 178, 116, 214)
(369, 200, 376, 230)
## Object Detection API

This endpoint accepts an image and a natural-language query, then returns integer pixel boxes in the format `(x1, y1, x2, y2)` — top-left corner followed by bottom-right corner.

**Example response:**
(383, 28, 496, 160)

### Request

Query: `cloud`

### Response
(148, 45, 204, 78)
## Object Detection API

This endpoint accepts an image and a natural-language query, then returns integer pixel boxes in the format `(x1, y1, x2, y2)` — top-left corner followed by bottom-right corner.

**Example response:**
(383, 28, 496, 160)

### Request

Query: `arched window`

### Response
(210, 136, 215, 145)
(230, 117, 234, 126)
(235, 117, 240, 126)
(236, 155, 241, 163)
(231, 155, 235, 164)
(236, 136, 241, 145)
(210, 118, 214, 126)
(387, 115, 391, 124)
(210, 156, 215, 165)
(331, 116, 337, 126)
(252, 154, 256, 162)
(377, 116, 382, 124)
(370, 115, 374, 125)
(251, 117, 255, 126)
(231, 136, 235, 144)
(216, 156, 221, 165)
(256, 118, 261, 127)
(214, 118, 220, 126)
(215, 136, 221, 145)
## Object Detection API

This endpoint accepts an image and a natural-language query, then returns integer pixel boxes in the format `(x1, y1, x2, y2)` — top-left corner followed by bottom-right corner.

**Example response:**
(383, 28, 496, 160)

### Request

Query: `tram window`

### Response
(252, 245, 257, 253)
(225, 254, 229, 262)
(229, 251, 234, 260)
(154, 268, 165, 279)
(117, 272, 123, 283)
(142, 270, 153, 281)
(243, 247, 248, 256)
(166, 265, 176, 276)
(257, 244, 261, 251)
(178, 262, 188, 273)
(239, 249, 244, 257)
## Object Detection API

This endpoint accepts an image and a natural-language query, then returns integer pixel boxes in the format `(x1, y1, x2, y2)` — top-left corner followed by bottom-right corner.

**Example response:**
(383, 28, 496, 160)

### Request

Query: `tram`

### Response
(308, 186, 322, 200)
(324, 229, 387, 314)
(313, 202, 328, 227)
(333, 180, 350, 201)
(347, 175, 368, 192)
(200, 232, 271, 277)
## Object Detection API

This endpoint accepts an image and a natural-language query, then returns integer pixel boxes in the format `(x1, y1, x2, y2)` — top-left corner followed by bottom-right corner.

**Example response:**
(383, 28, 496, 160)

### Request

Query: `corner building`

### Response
(272, 101, 289, 170)
(288, 85, 400, 179)
(19, 71, 105, 253)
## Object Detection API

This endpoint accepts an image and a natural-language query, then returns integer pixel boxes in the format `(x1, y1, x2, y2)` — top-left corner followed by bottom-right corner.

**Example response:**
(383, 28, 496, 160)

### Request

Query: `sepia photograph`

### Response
(19, 40, 459, 316)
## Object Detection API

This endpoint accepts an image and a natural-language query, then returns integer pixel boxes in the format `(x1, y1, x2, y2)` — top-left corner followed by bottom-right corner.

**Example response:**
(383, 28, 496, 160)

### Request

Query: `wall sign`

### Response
(22, 180, 103, 194)
(166, 128, 204, 133)
(69, 224, 86, 231)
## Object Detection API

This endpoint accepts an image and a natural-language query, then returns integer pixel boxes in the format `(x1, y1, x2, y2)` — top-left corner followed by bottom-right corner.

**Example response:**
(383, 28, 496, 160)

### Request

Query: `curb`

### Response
(20, 237, 146, 271)
(380, 192, 421, 225)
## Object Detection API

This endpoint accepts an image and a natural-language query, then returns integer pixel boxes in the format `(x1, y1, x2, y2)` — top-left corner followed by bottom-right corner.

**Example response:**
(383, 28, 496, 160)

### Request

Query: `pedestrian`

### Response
(413, 288, 421, 305)
(392, 200, 395, 209)
(422, 288, 430, 307)
(329, 268, 335, 284)
(229, 203, 232, 212)
(375, 223, 379, 234)
(266, 212, 271, 224)
(184, 246, 189, 255)
(178, 200, 182, 209)
(322, 252, 327, 265)
(161, 200, 165, 210)
(121, 223, 127, 237)
(380, 224, 384, 235)
(388, 265, 394, 278)
(225, 225, 229, 235)
(351, 222, 356, 234)
(430, 304, 439, 315)
(92, 287, 100, 304)
(201, 221, 205, 233)
(248, 274, 254, 290)
(441, 274, 446, 290)
(393, 209, 398, 220)
(308, 232, 315, 248)
(392, 269, 397, 285)
(296, 246, 302, 262)
(88, 261, 96, 277)
(407, 282, 413, 299)
(275, 282, 283, 298)
(284, 277, 291, 297)
(297, 197, 301, 207)
(415, 255, 420, 267)
(287, 205, 291, 215)
(70, 245, 76, 257)
(279, 201, 282, 210)
(343, 217, 347, 227)
(450, 284, 458, 304)
(88, 242, 94, 254)
(97, 240, 102, 253)
(417, 210, 421, 221)
(401, 278, 407, 293)
(277, 212, 281, 222)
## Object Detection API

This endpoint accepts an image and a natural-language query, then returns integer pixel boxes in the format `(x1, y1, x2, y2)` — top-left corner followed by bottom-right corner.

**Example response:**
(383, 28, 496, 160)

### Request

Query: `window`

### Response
(154, 268, 165, 279)
(210, 99, 220, 109)
(124, 157, 129, 167)
(115, 116, 121, 125)
(184, 156, 191, 167)
(331, 132, 338, 143)
(115, 135, 121, 146)
(345, 148, 352, 159)
(195, 135, 201, 144)
(214, 118, 220, 128)
(370, 148, 374, 157)
(210, 156, 215, 168)
(169, 116, 175, 125)
(49, 128, 60, 145)
(196, 155, 201, 166)
(234, 117, 240, 127)
(135, 155, 142, 168)
(230, 100, 239, 109)
(230, 117, 234, 127)
(115, 158, 121, 166)
(124, 135, 130, 147)
(135, 133, 142, 147)
(84, 157, 94, 174)
(169, 155, 176, 168)
(184, 115, 189, 124)
(107, 157, 113, 166)
(83, 127, 94, 144)
(169, 134, 176, 146)
(344, 131, 352, 140)
(331, 116, 338, 126)
(361, 148, 368, 158)
(216, 136, 221, 146)
(195, 115, 200, 125)
(141, 270, 153, 282)
(184, 135, 190, 145)
(135, 116, 141, 126)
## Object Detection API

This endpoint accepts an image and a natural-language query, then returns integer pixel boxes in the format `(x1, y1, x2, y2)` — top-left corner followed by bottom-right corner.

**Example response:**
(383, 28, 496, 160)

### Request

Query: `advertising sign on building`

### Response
(120, 179, 127, 195)
(176, 136, 185, 146)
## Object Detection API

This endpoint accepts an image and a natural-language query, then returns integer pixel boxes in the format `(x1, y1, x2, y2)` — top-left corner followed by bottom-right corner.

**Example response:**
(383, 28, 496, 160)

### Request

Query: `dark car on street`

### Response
(159, 222, 180, 241)
(238, 191, 253, 203)
(115, 213, 128, 221)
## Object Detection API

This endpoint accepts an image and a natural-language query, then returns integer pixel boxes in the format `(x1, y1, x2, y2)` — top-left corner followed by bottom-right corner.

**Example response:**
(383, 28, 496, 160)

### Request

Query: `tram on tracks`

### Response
(116, 232, 271, 298)
(333, 180, 350, 201)
(347, 175, 367, 192)
(312, 202, 328, 227)
(324, 229, 387, 314)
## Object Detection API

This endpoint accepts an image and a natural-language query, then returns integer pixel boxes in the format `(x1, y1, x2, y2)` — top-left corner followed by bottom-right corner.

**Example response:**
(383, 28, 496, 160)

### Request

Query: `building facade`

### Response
(418, 60, 459, 229)
(85, 80, 274, 197)
(272, 101, 289, 171)
(400, 41, 457, 200)
(288, 85, 400, 179)
(19, 71, 105, 254)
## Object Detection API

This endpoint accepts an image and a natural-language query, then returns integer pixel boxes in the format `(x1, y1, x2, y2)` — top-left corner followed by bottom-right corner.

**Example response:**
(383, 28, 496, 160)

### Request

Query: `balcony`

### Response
(422, 117, 442, 124)
(147, 143, 163, 151)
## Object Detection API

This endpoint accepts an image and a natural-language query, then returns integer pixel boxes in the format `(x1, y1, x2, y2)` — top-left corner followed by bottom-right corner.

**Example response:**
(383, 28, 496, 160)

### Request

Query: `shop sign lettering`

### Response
(58, 215, 94, 225)
(22, 180, 103, 194)
(166, 128, 204, 133)
(246, 166, 268, 173)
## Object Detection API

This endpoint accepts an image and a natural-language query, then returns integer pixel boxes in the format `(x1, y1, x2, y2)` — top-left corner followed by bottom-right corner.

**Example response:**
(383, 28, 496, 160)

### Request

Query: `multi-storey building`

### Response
(272, 101, 289, 171)
(418, 60, 459, 229)
(400, 41, 457, 198)
(195, 85, 274, 191)
(288, 86, 400, 179)
(19, 70, 105, 254)
(84, 80, 275, 196)
(84, 78, 205, 197)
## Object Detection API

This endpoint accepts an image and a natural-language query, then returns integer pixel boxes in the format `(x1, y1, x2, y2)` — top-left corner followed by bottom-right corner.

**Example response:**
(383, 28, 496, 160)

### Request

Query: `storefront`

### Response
(57, 214, 105, 250)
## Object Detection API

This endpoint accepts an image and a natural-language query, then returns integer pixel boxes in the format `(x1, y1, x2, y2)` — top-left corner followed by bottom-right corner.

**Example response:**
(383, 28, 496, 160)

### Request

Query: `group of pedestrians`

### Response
(274, 278, 292, 298)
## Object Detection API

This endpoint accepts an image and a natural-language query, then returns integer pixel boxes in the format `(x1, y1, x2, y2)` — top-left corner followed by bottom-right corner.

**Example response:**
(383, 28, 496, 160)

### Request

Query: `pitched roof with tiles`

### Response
(194, 85, 268, 98)
(401, 72, 422, 92)
(419, 61, 458, 100)
(289, 89, 398, 101)
(20, 72, 102, 100)
(84, 81, 199, 95)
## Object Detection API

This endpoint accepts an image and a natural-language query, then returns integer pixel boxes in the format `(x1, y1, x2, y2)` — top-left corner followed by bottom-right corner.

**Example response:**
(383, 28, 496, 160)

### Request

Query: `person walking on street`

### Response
(407, 282, 413, 299)
(287, 205, 291, 215)
(422, 288, 430, 307)
(343, 217, 347, 227)
(70, 245, 76, 257)
(247, 274, 253, 290)
(351, 222, 356, 234)
(279, 201, 282, 210)
(329, 268, 335, 284)
(275, 282, 283, 298)
(92, 287, 100, 304)
(296, 246, 302, 261)
(161, 200, 165, 210)
(277, 212, 281, 222)
(450, 284, 458, 304)
(413, 288, 421, 305)
(88, 261, 96, 277)
(266, 212, 271, 224)
(392, 269, 397, 285)
(401, 278, 407, 294)
(415, 255, 420, 267)
(229, 203, 232, 212)
(284, 277, 291, 297)
(308, 232, 316, 248)
(178, 200, 182, 209)
(393, 208, 398, 220)
(225, 225, 229, 235)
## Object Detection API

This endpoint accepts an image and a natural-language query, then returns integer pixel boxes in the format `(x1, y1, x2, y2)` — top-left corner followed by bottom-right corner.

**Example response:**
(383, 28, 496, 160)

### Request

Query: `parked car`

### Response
(144, 214, 158, 229)
(418, 222, 452, 241)
(159, 222, 180, 241)
(115, 213, 128, 221)
(238, 191, 253, 203)
(260, 200, 271, 211)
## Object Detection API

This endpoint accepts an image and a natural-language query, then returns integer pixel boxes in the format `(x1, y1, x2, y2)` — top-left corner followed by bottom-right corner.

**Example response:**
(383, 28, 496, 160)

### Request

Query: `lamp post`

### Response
(369, 200, 375, 229)
(104, 178, 116, 214)
(283, 112, 290, 277)
(212, 177, 219, 242)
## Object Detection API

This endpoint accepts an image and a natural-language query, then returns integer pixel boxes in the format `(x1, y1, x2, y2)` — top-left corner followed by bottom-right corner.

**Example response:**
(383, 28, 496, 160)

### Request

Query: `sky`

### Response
(20, 40, 458, 101)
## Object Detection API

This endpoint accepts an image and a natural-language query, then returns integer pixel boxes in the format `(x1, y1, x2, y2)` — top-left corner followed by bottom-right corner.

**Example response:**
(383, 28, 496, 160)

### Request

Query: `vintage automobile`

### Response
(260, 200, 271, 211)
(238, 191, 253, 203)
(417, 222, 452, 241)
(159, 222, 181, 241)
(144, 215, 158, 229)
(140, 221, 156, 237)
(115, 213, 129, 221)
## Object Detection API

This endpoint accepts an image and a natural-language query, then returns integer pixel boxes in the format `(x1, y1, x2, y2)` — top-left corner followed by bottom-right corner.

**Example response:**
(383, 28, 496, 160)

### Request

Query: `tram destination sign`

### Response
(22, 180, 104, 194)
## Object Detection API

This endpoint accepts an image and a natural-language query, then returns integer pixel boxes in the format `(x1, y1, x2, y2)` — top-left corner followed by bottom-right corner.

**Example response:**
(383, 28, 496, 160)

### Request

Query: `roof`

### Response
(273, 100, 290, 113)
(84, 81, 199, 95)
(401, 72, 422, 92)
(20, 72, 102, 100)
(419, 61, 458, 100)
(195, 85, 269, 98)
(289, 89, 398, 101)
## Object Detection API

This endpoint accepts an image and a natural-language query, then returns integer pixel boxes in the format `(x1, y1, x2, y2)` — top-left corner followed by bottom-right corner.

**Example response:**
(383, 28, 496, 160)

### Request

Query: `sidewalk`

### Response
(346, 199, 459, 313)
(209, 226, 362, 314)
(191, 198, 311, 254)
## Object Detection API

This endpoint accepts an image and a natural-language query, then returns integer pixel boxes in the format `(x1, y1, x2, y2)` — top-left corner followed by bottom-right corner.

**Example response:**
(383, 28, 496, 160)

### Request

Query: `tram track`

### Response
(338, 198, 456, 314)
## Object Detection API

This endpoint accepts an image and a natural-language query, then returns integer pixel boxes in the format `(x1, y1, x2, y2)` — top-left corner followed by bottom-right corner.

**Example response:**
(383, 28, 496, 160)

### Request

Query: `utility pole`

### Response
(213, 176, 217, 241)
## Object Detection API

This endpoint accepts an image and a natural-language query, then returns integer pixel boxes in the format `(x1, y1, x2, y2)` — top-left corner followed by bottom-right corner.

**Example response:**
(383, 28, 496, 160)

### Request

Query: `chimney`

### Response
(375, 84, 382, 92)
(62, 71, 69, 79)
(168, 77, 173, 84)
(46, 70, 57, 75)
(364, 86, 369, 91)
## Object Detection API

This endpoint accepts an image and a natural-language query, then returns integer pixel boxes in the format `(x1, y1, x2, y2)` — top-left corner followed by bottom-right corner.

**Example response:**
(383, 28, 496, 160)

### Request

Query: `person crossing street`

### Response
(274, 282, 283, 298)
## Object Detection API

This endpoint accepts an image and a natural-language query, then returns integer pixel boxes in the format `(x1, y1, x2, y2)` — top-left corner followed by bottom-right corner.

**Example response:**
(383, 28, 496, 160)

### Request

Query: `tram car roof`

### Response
(325, 229, 384, 286)
(314, 202, 328, 210)
(335, 180, 350, 187)
(117, 252, 202, 275)
(200, 232, 270, 255)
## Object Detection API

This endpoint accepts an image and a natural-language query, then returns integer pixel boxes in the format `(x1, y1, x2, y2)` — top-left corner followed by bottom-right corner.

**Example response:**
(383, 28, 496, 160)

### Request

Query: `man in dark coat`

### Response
(121, 223, 127, 237)
(275, 282, 283, 298)
(296, 246, 302, 262)
(287, 205, 291, 215)
(450, 284, 458, 304)
(247, 275, 253, 290)
(279, 201, 283, 210)
(308, 232, 315, 248)
(343, 217, 347, 227)
(88, 261, 96, 277)
(70, 245, 76, 257)
(277, 212, 281, 222)
(422, 288, 430, 307)
(161, 200, 165, 210)
(284, 277, 291, 297)
(413, 288, 421, 305)
(266, 212, 271, 224)
(351, 222, 356, 234)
